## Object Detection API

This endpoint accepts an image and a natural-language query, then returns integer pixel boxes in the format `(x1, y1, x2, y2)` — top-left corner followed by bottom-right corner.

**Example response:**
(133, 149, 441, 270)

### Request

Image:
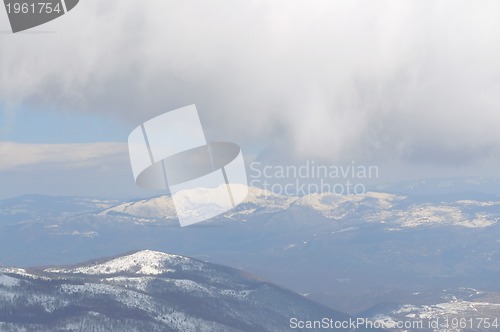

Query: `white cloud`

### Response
(1, 0, 500, 167)
(0, 142, 128, 172)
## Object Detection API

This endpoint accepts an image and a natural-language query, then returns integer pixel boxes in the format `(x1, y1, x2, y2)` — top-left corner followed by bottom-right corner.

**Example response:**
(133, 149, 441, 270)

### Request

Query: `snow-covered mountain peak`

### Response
(1, 250, 352, 331)
(100, 185, 297, 222)
(165, 185, 294, 208)
(293, 191, 406, 219)
(297, 191, 404, 207)
(99, 196, 177, 219)
(95, 187, 498, 229)
(44, 250, 197, 275)
(242, 186, 297, 207)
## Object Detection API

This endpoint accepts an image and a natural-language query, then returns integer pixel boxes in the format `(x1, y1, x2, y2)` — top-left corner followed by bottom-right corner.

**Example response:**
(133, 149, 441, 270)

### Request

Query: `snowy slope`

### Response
(0, 250, 361, 332)
(293, 191, 406, 220)
(99, 186, 296, 222)
(367, 291, 500, 331)
(44, 250, 198, 275)
(96, 186, 500, 229)
(99, 196, 177, 220)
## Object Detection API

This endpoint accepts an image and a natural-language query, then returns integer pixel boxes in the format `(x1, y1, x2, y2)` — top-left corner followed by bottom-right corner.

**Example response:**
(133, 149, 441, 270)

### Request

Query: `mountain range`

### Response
(1, 183, 500, 322)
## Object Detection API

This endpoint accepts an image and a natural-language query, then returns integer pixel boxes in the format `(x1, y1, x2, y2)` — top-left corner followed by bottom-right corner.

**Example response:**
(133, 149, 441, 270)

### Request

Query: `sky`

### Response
(1, 0, 500, 198)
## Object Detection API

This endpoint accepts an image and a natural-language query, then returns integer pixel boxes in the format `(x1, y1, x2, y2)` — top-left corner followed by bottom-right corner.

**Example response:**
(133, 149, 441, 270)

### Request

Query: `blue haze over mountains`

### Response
(1, 177, 500, 321)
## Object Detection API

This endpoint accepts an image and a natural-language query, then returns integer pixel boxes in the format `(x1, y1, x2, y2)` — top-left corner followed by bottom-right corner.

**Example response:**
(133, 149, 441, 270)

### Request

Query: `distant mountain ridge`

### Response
(99, 186, 295, 221)
(98, 185, 500, 229)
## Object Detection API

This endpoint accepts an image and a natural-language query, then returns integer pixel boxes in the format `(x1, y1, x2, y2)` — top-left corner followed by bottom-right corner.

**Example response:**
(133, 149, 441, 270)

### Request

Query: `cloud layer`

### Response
(1, 0, 500, 168)
(0, 141, 142, 198)
(0, 142, 128, 172)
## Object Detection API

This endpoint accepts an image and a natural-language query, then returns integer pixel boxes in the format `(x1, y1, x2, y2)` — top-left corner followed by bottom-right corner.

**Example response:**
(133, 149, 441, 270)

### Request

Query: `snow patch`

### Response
(45, 250, 193, 275)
